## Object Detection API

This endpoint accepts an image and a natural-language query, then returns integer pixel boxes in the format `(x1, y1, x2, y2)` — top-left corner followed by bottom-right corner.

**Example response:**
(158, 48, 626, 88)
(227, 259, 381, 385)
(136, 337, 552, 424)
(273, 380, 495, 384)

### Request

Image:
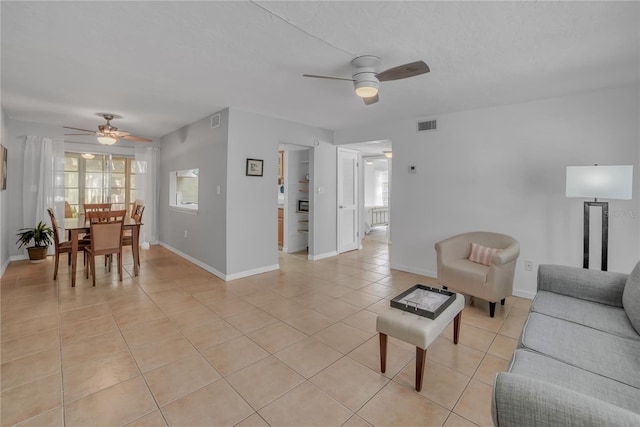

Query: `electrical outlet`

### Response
(184, 230, 188, 238)
(524, 260, 533, 271)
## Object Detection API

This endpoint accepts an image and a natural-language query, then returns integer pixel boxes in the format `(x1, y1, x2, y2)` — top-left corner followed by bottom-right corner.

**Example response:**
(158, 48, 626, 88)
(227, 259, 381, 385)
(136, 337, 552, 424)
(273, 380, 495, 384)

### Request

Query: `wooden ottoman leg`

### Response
(453, 311, 462, 344)
(379, 333, 387, 373)
(416, 347, 427, 392)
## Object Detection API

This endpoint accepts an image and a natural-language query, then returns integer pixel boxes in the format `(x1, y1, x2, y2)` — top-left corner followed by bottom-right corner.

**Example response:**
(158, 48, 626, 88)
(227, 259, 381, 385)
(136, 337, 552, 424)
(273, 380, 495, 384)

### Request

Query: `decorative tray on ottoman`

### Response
(390, 285, 456, 319)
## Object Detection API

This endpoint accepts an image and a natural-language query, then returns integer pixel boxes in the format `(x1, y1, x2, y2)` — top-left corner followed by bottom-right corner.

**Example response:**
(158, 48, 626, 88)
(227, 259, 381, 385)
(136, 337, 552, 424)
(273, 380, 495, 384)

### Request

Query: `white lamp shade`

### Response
(566, 165, 633, 200)
(97, 135, 117, 145)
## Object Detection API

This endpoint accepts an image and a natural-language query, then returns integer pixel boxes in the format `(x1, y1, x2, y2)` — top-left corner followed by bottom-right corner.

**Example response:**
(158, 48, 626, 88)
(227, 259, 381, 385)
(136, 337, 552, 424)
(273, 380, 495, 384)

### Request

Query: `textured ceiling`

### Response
(1, 1, 638, 142)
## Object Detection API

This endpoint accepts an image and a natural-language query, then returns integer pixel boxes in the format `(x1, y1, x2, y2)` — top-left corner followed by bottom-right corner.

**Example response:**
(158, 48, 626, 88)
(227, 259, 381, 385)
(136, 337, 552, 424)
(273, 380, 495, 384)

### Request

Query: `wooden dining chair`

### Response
(47, 208, 89, 280)
(123, 205, 144, 266)
(85, 215, 125, 286)
(87, 210, 127, 223)
(84, 203, 111, 214)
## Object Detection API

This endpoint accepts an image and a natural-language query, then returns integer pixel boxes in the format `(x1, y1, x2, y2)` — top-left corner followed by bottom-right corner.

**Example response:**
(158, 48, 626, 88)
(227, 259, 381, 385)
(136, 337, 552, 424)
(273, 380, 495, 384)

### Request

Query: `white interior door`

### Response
(337, 148, 359, 253)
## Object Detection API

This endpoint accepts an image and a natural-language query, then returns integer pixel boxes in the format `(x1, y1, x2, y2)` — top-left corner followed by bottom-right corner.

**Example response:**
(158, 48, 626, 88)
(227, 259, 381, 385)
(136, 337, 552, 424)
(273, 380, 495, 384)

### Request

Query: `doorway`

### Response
(337, 147, 359, 253)
(278, 144, 311, 255)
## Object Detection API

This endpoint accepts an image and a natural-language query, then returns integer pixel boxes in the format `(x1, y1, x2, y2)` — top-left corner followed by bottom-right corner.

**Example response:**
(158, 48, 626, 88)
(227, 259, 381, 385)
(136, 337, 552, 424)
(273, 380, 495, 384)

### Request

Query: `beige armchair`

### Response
(435, 232, 520, 317)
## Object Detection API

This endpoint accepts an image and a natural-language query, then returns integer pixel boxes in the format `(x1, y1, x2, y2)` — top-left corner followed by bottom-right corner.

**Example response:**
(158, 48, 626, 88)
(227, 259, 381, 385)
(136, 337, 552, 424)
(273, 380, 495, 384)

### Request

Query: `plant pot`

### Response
(27, 246, 48, 263)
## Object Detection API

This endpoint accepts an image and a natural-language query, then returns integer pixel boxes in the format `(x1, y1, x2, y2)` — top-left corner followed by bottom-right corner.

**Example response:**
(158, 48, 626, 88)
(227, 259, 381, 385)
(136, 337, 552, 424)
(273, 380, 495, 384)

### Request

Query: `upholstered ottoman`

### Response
(376, 292, 465, 391)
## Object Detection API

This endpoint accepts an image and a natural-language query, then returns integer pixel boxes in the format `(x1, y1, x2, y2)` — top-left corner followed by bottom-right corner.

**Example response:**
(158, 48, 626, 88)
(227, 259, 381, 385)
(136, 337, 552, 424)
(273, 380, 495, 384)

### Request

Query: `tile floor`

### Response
(0, 239, 530, 426)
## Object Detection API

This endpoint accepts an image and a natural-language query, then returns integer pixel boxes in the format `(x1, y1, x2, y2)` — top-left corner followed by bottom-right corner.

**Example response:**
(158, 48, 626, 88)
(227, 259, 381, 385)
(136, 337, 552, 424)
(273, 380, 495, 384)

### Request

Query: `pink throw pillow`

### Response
(468, 242, 499, 266)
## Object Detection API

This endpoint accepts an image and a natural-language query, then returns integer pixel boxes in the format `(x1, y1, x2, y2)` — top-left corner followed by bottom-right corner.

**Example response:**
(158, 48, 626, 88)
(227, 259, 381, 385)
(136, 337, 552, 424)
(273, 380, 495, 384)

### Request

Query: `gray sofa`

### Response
(492, 262, 640, 427)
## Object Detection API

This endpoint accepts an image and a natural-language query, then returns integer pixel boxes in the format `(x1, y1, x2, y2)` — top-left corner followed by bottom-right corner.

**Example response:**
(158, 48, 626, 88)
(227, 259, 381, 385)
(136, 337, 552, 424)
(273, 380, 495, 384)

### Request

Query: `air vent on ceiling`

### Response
(417, 119, 437, 132)
(210, 114, 221, 129)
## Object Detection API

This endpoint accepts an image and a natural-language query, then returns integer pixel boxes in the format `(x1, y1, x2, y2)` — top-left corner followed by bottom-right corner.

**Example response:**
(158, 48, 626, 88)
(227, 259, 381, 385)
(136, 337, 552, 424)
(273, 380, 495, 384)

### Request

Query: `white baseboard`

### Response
(158, 241, 226, 281)
(10, 255, 27, 262)
(1, 257, 12, 277)
(308, 251, 338, 261)
(226, 264, 279, 281)
(512, 288, 536, 300)
(158, 241, 279, 282)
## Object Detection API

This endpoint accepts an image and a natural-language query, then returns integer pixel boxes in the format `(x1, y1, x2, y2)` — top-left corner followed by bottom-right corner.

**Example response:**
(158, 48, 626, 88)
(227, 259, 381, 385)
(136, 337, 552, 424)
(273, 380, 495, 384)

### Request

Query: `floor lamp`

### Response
(566, 165, 633, 271)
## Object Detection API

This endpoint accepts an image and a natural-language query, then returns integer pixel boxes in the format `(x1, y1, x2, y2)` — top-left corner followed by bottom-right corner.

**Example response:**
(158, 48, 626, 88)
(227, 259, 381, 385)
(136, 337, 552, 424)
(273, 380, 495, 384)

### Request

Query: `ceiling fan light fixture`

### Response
(354, 80, 379, 98)
(383, 151, 393, 158)
(97, 135, 117, 145)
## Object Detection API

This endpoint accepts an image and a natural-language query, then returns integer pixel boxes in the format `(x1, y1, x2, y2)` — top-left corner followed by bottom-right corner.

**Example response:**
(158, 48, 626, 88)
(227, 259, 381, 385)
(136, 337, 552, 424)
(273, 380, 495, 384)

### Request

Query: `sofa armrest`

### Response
(435, 234, 470, 262)
(493, 373, 640, 427)
(492, 242, 520, 266)
(537, 264, 627, 307)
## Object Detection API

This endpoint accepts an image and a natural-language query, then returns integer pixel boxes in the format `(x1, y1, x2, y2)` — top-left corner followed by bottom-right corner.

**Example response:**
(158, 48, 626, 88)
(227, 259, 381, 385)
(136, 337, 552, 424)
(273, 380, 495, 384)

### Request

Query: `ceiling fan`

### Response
(64, 114, 152, 145)
(303, 55, 430, 105)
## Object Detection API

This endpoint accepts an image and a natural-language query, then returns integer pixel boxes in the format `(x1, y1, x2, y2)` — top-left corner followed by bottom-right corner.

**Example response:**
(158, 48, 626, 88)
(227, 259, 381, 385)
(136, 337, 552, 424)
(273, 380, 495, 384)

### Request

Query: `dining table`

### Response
(63, 214, 143, 287)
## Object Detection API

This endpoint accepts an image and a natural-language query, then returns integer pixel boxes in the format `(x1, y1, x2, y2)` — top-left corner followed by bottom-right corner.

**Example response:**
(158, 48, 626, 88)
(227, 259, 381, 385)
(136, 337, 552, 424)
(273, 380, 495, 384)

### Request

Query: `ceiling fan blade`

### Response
(63, 126, 97, 134)
(376, 61, 430, 82)
(113, 130, 130, 137)
(64, 133, 95, 136)
(303, 74, 354, 82)
(121, 135, 152, 143)
(363, 94, 379, 105)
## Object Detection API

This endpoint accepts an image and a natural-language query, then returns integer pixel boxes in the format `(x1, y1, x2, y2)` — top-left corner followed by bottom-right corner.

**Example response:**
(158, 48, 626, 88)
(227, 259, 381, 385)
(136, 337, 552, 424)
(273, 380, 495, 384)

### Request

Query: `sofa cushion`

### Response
(532, 291, 639, 341)
(509, 349, 640, 414)
(521, 312, 640, 388)
(623, 261, 640, 334)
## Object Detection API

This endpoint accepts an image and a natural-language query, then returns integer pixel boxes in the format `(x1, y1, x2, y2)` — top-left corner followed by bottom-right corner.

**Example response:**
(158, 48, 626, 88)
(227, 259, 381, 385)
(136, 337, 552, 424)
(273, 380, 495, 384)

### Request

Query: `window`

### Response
(169, 168, 199, 212)
(64, 153, 136, 216)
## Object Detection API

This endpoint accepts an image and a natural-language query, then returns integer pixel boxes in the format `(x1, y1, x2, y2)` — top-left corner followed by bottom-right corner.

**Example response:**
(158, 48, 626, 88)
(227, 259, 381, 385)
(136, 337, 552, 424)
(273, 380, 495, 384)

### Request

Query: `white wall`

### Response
(159, 110, 229, 277)
(335, 85, 640, 298)
(0, 109, 9, 274)
(226, 108, 335, 276)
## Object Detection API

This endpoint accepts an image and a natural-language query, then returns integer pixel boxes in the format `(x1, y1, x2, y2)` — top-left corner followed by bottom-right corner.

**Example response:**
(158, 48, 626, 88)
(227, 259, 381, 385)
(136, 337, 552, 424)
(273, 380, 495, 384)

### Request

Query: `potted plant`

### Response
(16, 221, 54, 263)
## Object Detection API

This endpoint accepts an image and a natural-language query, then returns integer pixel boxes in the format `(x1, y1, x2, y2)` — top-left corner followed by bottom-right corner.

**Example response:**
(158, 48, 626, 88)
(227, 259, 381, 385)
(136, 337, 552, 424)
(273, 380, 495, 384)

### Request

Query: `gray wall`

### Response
(335, 84, 640, 298)
(158, 109, 229, 276)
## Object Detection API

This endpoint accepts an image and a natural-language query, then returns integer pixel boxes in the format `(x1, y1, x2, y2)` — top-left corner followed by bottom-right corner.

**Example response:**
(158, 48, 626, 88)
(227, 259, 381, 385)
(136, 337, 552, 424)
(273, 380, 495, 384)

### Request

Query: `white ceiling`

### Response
(2, 1, 638, 142)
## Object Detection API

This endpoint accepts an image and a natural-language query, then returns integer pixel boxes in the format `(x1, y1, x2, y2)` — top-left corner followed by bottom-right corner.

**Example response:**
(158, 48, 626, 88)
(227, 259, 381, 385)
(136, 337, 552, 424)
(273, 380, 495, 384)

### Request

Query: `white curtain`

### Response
(22, 136, 65, 235)
(135, 146, 158, 248)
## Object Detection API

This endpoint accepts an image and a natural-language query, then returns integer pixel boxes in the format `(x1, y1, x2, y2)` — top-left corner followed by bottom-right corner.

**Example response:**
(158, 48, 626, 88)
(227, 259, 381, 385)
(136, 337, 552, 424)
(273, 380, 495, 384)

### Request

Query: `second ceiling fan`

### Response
(303, 55, 430, 105)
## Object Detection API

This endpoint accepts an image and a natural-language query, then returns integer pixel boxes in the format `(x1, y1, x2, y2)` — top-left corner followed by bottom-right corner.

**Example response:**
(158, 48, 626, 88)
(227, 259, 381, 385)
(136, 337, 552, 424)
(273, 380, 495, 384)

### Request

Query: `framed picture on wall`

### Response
(0, 144, 7, 191)
(246, 158, 264, 177)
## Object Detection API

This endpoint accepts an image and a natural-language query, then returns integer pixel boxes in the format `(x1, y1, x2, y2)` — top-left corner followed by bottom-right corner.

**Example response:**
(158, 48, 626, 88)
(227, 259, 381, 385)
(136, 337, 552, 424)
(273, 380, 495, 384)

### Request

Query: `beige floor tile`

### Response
(202, 335, 269, 376)
(498, 314, 527, 340)
(12, 406, 64, 427)
(474, 354, 510, 386)
(246, 321, 308, 354)
(207, 298, 256, 318)
(441, 322, 497, 353)
(443, 413, 479, 427)
(129, 334, 199, 373)
(60, 314, 119, 345)
(426, 337, 485, 377)
(144, 353, 220, 406)
(339, 291, 382, 309)
(313, 299, 361, 321)
(112, 306, 166, 329)
(342, 310, 378, 334)
(342, 414, 374, 427)
(61, 330, 128, 369)
(347, 336, 414, 379)
(0, 373, 62, 426)
(226, 356, 305, 410)
(59, 302, 111, 325)
(453, 379, 494, 427)
(167, 304, 221, 330)
(282, 310, 335, 335)
(259, 382, 352, 427)
(313, 322, 373, 354)
(310, 357, 388, 411)
(487, 334, 518, 361)
(242, 290, 284, 307)
(233, 412, 269, 427)
(226, 308, 279, 334)
(1, 347, 60, 392)
(1, 328, 60, 363)
(275, 337, 343, 378)
(120, 317, 182, 347)
(58, 291, 106, 313)
(62, 350, 140, 403)
(259, 298, 308, 320)
(125, 410, 168, 427)
(358, 282, 396, 298)
(161, 379, 253, 426)
(1, 313, 58, 342)
(65, 376, 157, 427)
(358, 381, 449, 427)
(180, 318, 242, 350)
(395, 359, 471, 410)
